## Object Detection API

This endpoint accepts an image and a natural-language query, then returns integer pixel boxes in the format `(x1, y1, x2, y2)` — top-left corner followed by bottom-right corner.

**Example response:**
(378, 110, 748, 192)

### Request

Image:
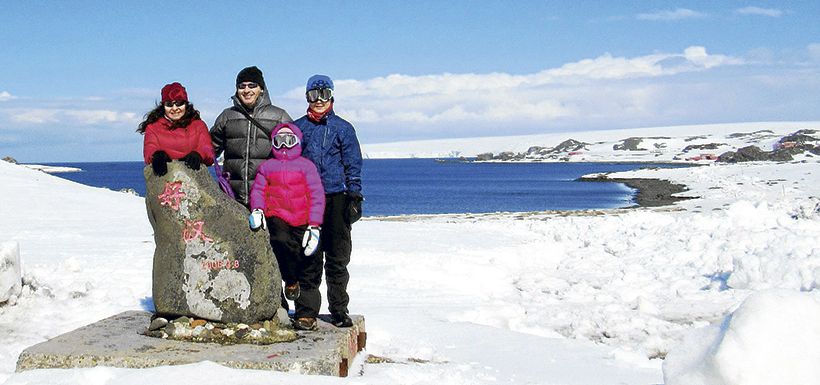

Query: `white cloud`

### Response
(0, 91, 16, 102)
(636, 8, 706, 21)
(5, 108, 138, 125)
(285, 46, 740, 101)
(8, 109, 60, 124)
(281, 46, 742, 129)
(273, 45, 815, 144)
(65, 110, 137, 124)
(735, 7, 783, 17)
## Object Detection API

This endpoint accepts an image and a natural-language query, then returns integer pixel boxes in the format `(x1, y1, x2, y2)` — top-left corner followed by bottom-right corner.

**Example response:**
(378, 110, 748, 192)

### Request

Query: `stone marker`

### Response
(16, 311, 367, 377)
(145, 162, 281, 324)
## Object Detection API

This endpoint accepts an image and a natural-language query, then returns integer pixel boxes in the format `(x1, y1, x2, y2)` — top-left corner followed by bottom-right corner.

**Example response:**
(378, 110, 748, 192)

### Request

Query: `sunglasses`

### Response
(237, 82, 259, 90)
(163, 100, 186, 108)
(273, 132, 299, 149)
(306, 88, 332, 103)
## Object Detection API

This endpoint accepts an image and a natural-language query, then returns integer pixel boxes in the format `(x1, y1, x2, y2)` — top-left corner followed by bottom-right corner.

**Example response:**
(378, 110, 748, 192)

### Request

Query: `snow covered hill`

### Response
(363, 121, 820, 162)
(1, 121, 819, 385)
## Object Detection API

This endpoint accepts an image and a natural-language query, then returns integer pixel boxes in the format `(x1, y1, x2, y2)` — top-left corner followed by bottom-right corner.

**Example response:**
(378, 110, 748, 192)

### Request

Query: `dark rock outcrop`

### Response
(145, 162, 282, 324)
(727, 130, 774, 138)
(779, 130, 817, 143)
(613, 137, 647, 151)
(578, 175, 693, 207)
(718, 145, 793, 163)
(475, 152, 494, 161)
(776, 130, 820, 155)
(549, 139, 588, 153)
(682, 143, 725, 152)
(2, 156, 17, 164)
(496, 151, 517, 161)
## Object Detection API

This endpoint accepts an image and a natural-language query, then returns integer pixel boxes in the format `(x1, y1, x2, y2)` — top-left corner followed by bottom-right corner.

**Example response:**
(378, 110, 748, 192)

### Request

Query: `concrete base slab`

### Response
(16, 311, 366, 377)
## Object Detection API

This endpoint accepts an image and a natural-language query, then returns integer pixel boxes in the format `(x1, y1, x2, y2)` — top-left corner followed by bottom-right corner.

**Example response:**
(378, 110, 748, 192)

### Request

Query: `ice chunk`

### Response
(0, 241, 22, 305)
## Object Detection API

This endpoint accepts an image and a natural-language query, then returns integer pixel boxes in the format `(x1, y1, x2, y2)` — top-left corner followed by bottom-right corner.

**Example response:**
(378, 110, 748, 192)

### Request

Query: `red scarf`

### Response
(307, 101, 333, 123)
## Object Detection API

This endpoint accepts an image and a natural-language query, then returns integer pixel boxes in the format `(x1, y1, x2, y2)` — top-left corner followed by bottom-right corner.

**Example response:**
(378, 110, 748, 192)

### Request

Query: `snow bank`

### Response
(663, 289, 820, 385)
(0, 241, 22, 305)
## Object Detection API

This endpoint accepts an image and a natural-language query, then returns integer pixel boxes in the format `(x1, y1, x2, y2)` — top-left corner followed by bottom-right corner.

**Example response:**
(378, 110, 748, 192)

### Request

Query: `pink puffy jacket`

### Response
(249, 123, 325, 227)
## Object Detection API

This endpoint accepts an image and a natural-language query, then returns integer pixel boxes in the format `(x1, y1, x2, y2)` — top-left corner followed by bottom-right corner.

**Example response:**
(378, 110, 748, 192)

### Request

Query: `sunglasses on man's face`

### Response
(238, 82, 259, 90)
(163, 100, 186, 108)
(306, 88, 332, 103)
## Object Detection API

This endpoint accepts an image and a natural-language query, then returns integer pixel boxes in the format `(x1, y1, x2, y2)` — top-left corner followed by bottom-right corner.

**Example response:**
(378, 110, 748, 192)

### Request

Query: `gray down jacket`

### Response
(210, 91, 293, 206)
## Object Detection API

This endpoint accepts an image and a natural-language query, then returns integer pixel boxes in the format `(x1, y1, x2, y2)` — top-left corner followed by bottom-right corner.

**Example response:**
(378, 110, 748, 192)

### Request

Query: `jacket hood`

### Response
(270, 122, 303, 160)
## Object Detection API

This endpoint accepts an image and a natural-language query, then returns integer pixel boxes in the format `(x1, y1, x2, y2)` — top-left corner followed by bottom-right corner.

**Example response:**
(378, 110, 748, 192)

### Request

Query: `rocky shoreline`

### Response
(578, 175, 694, 207)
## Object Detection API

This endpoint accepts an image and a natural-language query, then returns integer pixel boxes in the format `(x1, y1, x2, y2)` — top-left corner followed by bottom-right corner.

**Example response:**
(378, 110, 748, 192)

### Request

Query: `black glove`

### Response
(151, 151, 170, 176)
(345, 191, 364, 224)
(183, 151, 202, 170)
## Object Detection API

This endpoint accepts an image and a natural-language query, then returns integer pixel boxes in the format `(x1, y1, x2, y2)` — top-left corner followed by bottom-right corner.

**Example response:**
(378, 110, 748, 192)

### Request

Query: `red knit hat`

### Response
(161, 82, 188, 103)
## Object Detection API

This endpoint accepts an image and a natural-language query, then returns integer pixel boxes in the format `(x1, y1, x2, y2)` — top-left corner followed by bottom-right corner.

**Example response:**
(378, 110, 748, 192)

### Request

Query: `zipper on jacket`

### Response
(244, 119, 251, 201)
(321, 125, 329, 169)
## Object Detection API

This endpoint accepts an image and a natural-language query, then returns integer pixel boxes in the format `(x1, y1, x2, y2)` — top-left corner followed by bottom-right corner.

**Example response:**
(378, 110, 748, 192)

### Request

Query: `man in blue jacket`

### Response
(293, 74, 363, 329)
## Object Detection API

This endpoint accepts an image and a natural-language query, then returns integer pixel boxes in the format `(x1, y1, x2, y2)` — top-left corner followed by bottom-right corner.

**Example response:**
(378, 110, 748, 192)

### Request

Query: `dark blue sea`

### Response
(43, 160, 686, 216)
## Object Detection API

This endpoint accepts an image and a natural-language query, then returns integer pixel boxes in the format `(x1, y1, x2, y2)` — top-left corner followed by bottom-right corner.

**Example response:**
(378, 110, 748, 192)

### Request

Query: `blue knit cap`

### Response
(306, 74, 334, 91)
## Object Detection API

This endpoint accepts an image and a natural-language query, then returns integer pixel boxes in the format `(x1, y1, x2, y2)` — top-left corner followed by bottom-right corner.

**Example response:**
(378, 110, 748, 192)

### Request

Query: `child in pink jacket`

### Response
(248, 123, 325, 330)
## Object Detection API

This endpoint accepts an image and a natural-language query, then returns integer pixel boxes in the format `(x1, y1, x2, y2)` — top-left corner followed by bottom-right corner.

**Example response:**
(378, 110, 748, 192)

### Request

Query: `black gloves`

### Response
(345, 191, 364, 224)
(152, 151, 202, 176)
(151, 151, 170, 176)
(183, 151, 202, 170)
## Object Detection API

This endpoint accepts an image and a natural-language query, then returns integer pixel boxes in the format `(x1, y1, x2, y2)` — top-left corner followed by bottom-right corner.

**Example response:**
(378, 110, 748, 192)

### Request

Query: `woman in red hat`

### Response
(138, 82, 215, 176)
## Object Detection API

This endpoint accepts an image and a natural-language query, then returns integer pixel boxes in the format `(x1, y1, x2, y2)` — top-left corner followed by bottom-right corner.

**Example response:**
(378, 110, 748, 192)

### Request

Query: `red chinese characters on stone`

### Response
(183, 220, 213, 243)
(158, 181, 186, 211)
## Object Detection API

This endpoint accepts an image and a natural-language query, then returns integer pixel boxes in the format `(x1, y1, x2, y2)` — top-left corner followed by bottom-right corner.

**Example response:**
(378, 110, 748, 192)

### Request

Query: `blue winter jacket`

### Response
(294, 111, 363, 194)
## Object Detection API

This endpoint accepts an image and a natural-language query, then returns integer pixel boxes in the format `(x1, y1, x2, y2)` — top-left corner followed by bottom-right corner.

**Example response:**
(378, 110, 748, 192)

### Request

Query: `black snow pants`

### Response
(294, 192, 352, 318)
(266, 217, 317, 314)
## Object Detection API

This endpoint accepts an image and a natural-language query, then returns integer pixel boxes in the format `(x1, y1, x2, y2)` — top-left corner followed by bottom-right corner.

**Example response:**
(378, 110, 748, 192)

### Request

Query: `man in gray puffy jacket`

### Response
(210, 66, 293, 207)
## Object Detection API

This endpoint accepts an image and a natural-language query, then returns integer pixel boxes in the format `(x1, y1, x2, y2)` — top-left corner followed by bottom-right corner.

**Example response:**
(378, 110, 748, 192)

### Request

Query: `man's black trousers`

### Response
(294, 192, 352, 318)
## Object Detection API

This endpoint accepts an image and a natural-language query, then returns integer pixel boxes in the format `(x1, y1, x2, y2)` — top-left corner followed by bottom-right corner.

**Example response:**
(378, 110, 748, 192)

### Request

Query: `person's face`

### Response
(309, 99, 331, 114)
(308, 90, 332, 114)
(163, 101, 186, 121)
(307, 88, 332, 114)
(237, 82, 262, 107)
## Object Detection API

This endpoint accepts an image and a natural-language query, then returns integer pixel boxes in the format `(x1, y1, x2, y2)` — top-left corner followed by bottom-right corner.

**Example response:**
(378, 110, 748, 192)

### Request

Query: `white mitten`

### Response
(249, 209, 266, 231)
(302, 226, 321, 256)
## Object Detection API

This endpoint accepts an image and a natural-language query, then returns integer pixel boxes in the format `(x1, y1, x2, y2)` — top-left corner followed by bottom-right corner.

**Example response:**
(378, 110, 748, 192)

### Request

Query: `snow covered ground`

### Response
(1, 122, 819, 384)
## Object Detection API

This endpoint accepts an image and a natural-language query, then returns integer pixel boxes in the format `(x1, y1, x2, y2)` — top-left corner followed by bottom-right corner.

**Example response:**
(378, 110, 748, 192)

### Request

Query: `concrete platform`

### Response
(16, 311, 366, 377)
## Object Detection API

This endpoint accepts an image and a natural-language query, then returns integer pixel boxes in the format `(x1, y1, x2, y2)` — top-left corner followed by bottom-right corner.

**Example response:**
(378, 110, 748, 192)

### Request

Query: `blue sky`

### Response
(1, 1, 819, 162)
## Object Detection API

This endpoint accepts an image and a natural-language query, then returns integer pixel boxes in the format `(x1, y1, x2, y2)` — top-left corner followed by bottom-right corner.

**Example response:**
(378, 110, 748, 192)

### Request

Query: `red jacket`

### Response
(143, 118, 215, 166)
(249, 123, 325, 227)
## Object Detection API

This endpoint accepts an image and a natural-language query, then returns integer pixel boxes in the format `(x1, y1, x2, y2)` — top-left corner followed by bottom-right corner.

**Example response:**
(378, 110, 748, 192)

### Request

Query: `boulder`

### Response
(145, 162, 282, 324)
(1, 241, 22, 305)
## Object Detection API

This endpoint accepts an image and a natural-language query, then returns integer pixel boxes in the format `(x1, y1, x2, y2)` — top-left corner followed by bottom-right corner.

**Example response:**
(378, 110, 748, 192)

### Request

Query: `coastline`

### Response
(578, 175, 693, 207)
